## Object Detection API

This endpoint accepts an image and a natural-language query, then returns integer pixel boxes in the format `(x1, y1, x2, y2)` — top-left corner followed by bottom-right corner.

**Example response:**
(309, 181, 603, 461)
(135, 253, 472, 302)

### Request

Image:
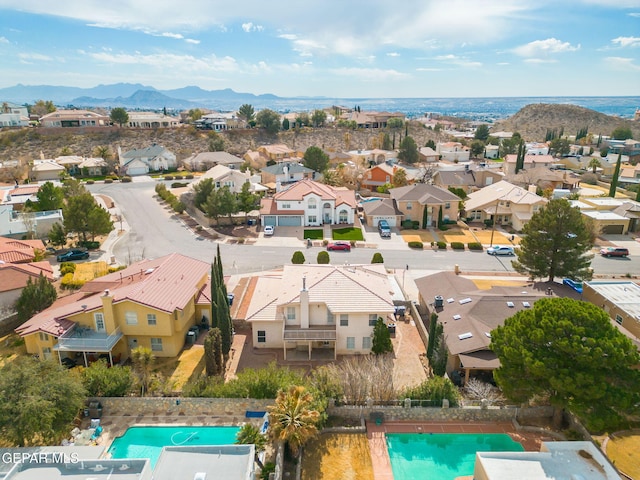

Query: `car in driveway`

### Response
(327, 241, 351, 251)
(486, 245, 515, 256)
(56, 249, 90, 262)
(599, 247, 629, 258)
(263, 225, 274, 236)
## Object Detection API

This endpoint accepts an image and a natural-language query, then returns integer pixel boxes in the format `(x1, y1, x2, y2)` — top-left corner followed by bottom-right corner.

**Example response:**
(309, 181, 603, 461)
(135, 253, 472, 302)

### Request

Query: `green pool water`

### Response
(107, 426, 240, 468)
(387, 433, 524, 480)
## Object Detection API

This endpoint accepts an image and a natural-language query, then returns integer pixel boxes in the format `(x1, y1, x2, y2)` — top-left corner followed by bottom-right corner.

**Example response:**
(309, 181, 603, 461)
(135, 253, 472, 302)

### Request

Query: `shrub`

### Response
(580, 172, 599, 185)
(483, 219, 493, 227)
(164, 175, 174, 180)
(317, 251, 330, 264)
(81, 360, 133, 397)
(155, 183, 167, 195)
(412, 220, 420, 230)
(104, 178, 113, 184)
(291, 251, 306, 264)
(371, 252, 384, 264)
(408, 241, 423, 249)
(171, 182, 188, 188)
(450, 241, 465, 250)
(185, 174, 194, 179)
(61, 273, 84, 290)
(121, 176, 132, 183)
(322, 239, 329, 246)
(79, 240, 100, 250)
(438, 225, 449, 231)
(401, 376, 461, 407)
(467, 242, 483, 251)
(86, 180, 95, 185)
(402, 219, 413, 229)
(437, 241, 447, 249)
(59, 263, 76, 276)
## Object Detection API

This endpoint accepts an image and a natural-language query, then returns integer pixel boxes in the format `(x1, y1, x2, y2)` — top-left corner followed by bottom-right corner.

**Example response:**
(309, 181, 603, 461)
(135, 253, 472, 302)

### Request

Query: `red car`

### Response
(327, 241, 351, 251)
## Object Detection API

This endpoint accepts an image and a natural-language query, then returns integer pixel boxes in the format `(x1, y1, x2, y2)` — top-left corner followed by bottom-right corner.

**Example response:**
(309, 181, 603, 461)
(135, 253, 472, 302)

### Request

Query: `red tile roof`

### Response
(0, 262, 54, 293)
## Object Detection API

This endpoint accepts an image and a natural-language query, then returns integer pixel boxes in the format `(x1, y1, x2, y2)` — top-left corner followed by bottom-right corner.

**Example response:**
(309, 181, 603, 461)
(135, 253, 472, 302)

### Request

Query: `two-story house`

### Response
(361, 163, 414, 192)
(260, 162, 316, 191)
(389, 184, 461, 228)
(260, 179, 356, 227)
(257, 144, 299, 162)
(463, 180, 547, 230)
(118, 144, 177, 176)
(190, 164, 266, 194)
(503, 154, 555, 175)
(436, 142, 470, 163)
(183, 151, 244, 171)
(16, 253, 213, 365)
(244, 264, 395, 360)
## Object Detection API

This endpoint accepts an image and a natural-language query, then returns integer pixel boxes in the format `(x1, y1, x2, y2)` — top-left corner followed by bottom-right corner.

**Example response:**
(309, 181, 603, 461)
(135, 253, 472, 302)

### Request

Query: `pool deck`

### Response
(366, 421, 553, 480)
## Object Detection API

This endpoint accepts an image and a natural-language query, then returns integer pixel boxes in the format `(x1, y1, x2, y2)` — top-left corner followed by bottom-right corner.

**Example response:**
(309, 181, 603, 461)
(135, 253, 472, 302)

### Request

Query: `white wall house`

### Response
(118, 144, 177, 176)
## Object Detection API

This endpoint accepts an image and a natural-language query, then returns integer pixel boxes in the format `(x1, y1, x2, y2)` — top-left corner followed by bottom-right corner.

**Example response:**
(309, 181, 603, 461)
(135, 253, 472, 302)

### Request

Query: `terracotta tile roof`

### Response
(8, 185, 40, 196)
(0, 262, 54, 293)
(16, 291, 90, 336)
(274, 179, 356, 208)
(0, 249, 33, 263)
(0, 238, 46, 263)
(505, 154, 554, 164)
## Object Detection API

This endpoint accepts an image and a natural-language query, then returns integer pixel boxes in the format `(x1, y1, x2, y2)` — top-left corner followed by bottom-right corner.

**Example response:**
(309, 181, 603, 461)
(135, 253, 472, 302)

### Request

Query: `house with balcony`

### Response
(389, 183, 461, 228)
(244, 264, 395, 360)
(16, 253, 212, 366)
(260, 179, 356, 227)
(463, 180, 547, 231)
(361, 163, 414, 192)
(127, 111, 181, 128)
(39, 109, 110, 127)
(0, 204, 63, 238)
(260, 162, 316, 191)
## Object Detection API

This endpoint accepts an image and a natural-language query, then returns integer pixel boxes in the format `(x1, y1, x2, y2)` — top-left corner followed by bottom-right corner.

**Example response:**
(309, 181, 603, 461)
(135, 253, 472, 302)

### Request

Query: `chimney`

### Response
(528, 185, 537, 194)
(300, 277, 309, 329)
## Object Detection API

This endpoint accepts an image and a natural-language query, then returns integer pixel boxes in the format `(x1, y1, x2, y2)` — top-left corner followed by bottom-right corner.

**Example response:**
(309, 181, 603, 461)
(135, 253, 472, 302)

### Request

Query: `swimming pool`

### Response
(387, 433, 524, 480)
(107, 426, 241, 468)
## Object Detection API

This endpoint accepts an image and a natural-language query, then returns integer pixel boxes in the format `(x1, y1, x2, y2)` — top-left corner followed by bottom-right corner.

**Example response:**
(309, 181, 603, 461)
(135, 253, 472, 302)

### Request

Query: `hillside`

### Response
(0, 123, 443, 166)
(492, 103, 640, 142)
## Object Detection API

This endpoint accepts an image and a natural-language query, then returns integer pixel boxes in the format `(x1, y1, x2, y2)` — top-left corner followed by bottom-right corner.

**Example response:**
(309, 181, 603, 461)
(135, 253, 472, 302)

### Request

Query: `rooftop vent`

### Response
(506, 301, 515, 308)
(458, 332, 473, 340)
(459, 298, 472, 305)
(452, 314, 461, 320)
(522, 301, 531, 308)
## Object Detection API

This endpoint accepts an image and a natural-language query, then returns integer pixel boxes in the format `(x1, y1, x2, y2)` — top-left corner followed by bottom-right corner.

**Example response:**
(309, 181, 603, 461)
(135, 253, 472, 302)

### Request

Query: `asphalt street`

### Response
(88, 181, 639, 277)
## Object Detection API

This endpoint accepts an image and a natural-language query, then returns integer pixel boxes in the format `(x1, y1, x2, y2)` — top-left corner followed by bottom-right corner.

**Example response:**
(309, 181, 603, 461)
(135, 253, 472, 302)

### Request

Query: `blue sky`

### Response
(0, 0, 639, 98)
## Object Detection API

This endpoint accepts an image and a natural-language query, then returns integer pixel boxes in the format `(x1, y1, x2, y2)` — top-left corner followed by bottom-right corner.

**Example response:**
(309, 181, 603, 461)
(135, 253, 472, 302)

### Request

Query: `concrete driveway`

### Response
(363, 225, 409, 250)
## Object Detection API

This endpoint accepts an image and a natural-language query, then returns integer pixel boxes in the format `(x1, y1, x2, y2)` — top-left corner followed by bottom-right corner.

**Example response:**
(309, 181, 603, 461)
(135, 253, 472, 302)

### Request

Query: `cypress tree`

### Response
(609, 154, 622, 198)
(217, 288, 232, 357)
(371, 318, 393, 354)
(210, 263, 218, 329)
(204, 328, 223, 376)
(515, 140, 525, 173)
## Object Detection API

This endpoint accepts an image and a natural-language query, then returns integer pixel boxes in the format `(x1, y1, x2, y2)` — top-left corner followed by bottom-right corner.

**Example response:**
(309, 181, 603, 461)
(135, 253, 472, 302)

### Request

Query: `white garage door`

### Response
(373, 216, 397, 227)
(277, 216, 302, 226)
(262, 216, 276, 226)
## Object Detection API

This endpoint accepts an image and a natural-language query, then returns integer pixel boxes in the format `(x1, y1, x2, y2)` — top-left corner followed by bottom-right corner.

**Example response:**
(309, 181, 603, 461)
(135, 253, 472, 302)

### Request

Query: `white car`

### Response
(487, 245, 515, 256)
(263, 225, 274, 236)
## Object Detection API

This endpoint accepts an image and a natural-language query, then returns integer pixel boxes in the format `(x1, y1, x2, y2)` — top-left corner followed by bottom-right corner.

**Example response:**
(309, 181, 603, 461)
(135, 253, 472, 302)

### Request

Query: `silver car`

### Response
(487, 245, 515, 256)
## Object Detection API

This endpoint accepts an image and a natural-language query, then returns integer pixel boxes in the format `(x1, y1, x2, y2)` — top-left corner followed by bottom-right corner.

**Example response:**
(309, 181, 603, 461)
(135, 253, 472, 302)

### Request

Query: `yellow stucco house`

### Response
(16, 253, 213, 366)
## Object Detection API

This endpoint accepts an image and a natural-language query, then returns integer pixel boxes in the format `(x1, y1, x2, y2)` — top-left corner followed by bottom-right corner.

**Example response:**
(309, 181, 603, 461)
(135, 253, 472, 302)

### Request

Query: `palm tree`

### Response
(267, 386, 320, 456)
(588, 157, 601, 174)
(131, 346, 154, 396)
(236, 424, 267, 468)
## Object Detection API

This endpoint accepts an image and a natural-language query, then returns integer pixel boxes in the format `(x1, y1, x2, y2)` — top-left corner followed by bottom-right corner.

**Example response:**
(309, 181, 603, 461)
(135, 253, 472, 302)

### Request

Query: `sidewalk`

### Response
(93, 194, 130, 265)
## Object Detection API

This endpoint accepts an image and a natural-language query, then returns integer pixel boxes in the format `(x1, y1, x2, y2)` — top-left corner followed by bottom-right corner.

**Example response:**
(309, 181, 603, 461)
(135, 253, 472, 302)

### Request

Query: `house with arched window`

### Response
(260, 179, 356, 227)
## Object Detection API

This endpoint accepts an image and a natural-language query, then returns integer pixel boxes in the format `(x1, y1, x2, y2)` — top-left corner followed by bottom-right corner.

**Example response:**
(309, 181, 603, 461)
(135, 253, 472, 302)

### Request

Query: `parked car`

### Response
(562, 278, 583, 294)
(599, 247, 629, 258)
(486, 246, 515, 256)
(327, 241, 351, 251)
(227, 293, 235, 306)
(378, 219, 391, 238)
(263, 225, 274, 236)
(56, 249, 89, 262)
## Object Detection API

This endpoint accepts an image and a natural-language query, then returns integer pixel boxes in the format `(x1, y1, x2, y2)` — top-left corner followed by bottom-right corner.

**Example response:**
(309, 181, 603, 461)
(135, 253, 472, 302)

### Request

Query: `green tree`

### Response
(238, 104, 255, 126)
(291, 251, 305, 264)
(15, 273, 57, 322)
(295, 112, 310, 128)
(203, 188, 222, 224)
(131, 346, 154, 397)
(110, 107, 129, 127)
(267, 386, 320, 456)
(63, 191, 95, 241)
(236, 424, 267, 469)
(512, 198, 595, 282)
(470, 140, 485, 158)
(611, 126, 633, 140)
(425, 139, 436, 150)
(371, 252, 384, 264)
(303, 146, 330, 173)
(316, 251, 330, 264)
(391, 168, 408, 187)
(474, 124, 490, 141)
(188, 108, 203, 122)
(216, 186, 238, 223)
(30, 99, 56, 117)
(499, 137, 520, 157)
(256, 109, 281, 134)
(401, 376, 460, 406)
(588, 157, 601, 174)
(0, 357, 86, 446)
(387, 117, 404, 149)
(491, 297, 640, 430)
(47, 222, 66, 247)
(311, 109, 327, 127)
(62, 177, 86, 197)
(204, 328, 224, 376)
(609, 153, 622, 198)
(515, 140, 525, 174)
(282, 118, 290, 130)
(30, 181, 64, 211)
(397, 136, 419, 164)
(381, 133, 392, 150)
(93, 145, 113, 161)
(371, 317, 393, 354)
(549, 137, 570, 157)
(82, 360, 133, 397)
(208, 132, 225, 152)
(87, 205, 114, 241)
(193, 178, 215, 211)
(238, 182, 259, 221)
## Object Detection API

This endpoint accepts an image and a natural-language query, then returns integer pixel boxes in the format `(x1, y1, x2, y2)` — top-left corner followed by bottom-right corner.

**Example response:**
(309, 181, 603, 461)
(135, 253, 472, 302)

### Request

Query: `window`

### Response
(308, 199, 317, 209)
(385, 175, 390, 183)
(369, 314, 378, 327)
(42, 347, 52, 360)
(346, 337, 355, 349)
(340, 314, 349, 326)
(362, 336, 372, 349)
(287, 307, 296, 321)
(94, 313, 105, 332)
(257, 330, 266, 343)
(327, 311, 335, 324)
(406, 202, 412, 210)
(445, 202, 450, 209)
(282, 203, 291, 209)
(150, 338, 163, 352)
(615, 314, 623, 325)
(308, 215, 317, 223)
(39, 332, 49, 342)
(147, 314, 157, 326)
(125, 312, 138, 325)
(339, 210, 348, 223)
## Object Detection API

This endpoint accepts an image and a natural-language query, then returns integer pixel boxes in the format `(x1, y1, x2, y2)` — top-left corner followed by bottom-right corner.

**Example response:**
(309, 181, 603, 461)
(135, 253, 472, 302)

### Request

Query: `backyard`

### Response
(301, 433, 374, 480)
(606, 434, 640, 479)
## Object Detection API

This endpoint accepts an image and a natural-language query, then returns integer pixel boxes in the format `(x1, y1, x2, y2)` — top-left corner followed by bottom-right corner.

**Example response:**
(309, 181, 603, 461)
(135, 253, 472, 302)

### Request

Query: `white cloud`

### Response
(0, 36, 9, 44)
(524, 58, 558, 64)
(161, 32, 184, 39)
(416, 67, 443, 72)
(386, 52, 400, 57)
(433, 54, 482, 68)
(185, 38, 200, 44)
(87, 51, 240, 73)
(513, 38, 580, 57)
(628, 12, 640, 17)
(242, 22, 263, 32)
(611, 36, 640, 48)
(604, 56, 640, 71)
(330, 67, 409, 81)
(18, 52, 53, 63)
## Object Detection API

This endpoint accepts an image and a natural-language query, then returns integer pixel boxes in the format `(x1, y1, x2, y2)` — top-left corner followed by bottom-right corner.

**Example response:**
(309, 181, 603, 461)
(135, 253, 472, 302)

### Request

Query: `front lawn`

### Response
(333, 227, 364, 241)
(304, 229, 324, 240)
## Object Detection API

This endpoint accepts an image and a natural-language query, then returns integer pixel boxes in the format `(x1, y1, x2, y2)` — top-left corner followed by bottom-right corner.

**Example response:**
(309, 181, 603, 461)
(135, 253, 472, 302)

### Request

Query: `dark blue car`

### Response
(57, 249, 89, 262)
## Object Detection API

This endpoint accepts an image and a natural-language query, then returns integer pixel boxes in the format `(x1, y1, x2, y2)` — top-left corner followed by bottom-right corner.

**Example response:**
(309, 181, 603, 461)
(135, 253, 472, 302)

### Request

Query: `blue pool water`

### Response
(107, 426, 240, 468)
(387, 433, 524, 480)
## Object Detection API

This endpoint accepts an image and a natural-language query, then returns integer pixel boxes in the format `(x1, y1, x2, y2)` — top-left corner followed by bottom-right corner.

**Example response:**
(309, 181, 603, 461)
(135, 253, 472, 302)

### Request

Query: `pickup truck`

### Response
(378, 219, 391, 238)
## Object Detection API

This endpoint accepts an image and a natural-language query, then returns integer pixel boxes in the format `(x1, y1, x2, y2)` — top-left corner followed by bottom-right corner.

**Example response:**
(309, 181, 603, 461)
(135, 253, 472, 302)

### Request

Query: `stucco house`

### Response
(118, 144, 177, 176)
(190, 164, 267, 194)
(127, 112, 180, 128)
(39, 109, 110, 127)
(183, 151, 244, 171)
(361, 198, 403, 228)
(16, 253, 213, 365)
(30, 160, 65, 182)
(503, 154, 555, 175)
(260, 179, 356, 227)
(583, 281, 640, 342)
(463, 180, 547, 230)
(361, 163, 414, 192)
(257, 144, 299, 161)
(0, 204, 63, 238)
(260, 162, 316, 192)
(389, 183, 461, 228)
(432, 169, 478, 194)
(436, 142, 470, 163)
(244, 264, 395, 360)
